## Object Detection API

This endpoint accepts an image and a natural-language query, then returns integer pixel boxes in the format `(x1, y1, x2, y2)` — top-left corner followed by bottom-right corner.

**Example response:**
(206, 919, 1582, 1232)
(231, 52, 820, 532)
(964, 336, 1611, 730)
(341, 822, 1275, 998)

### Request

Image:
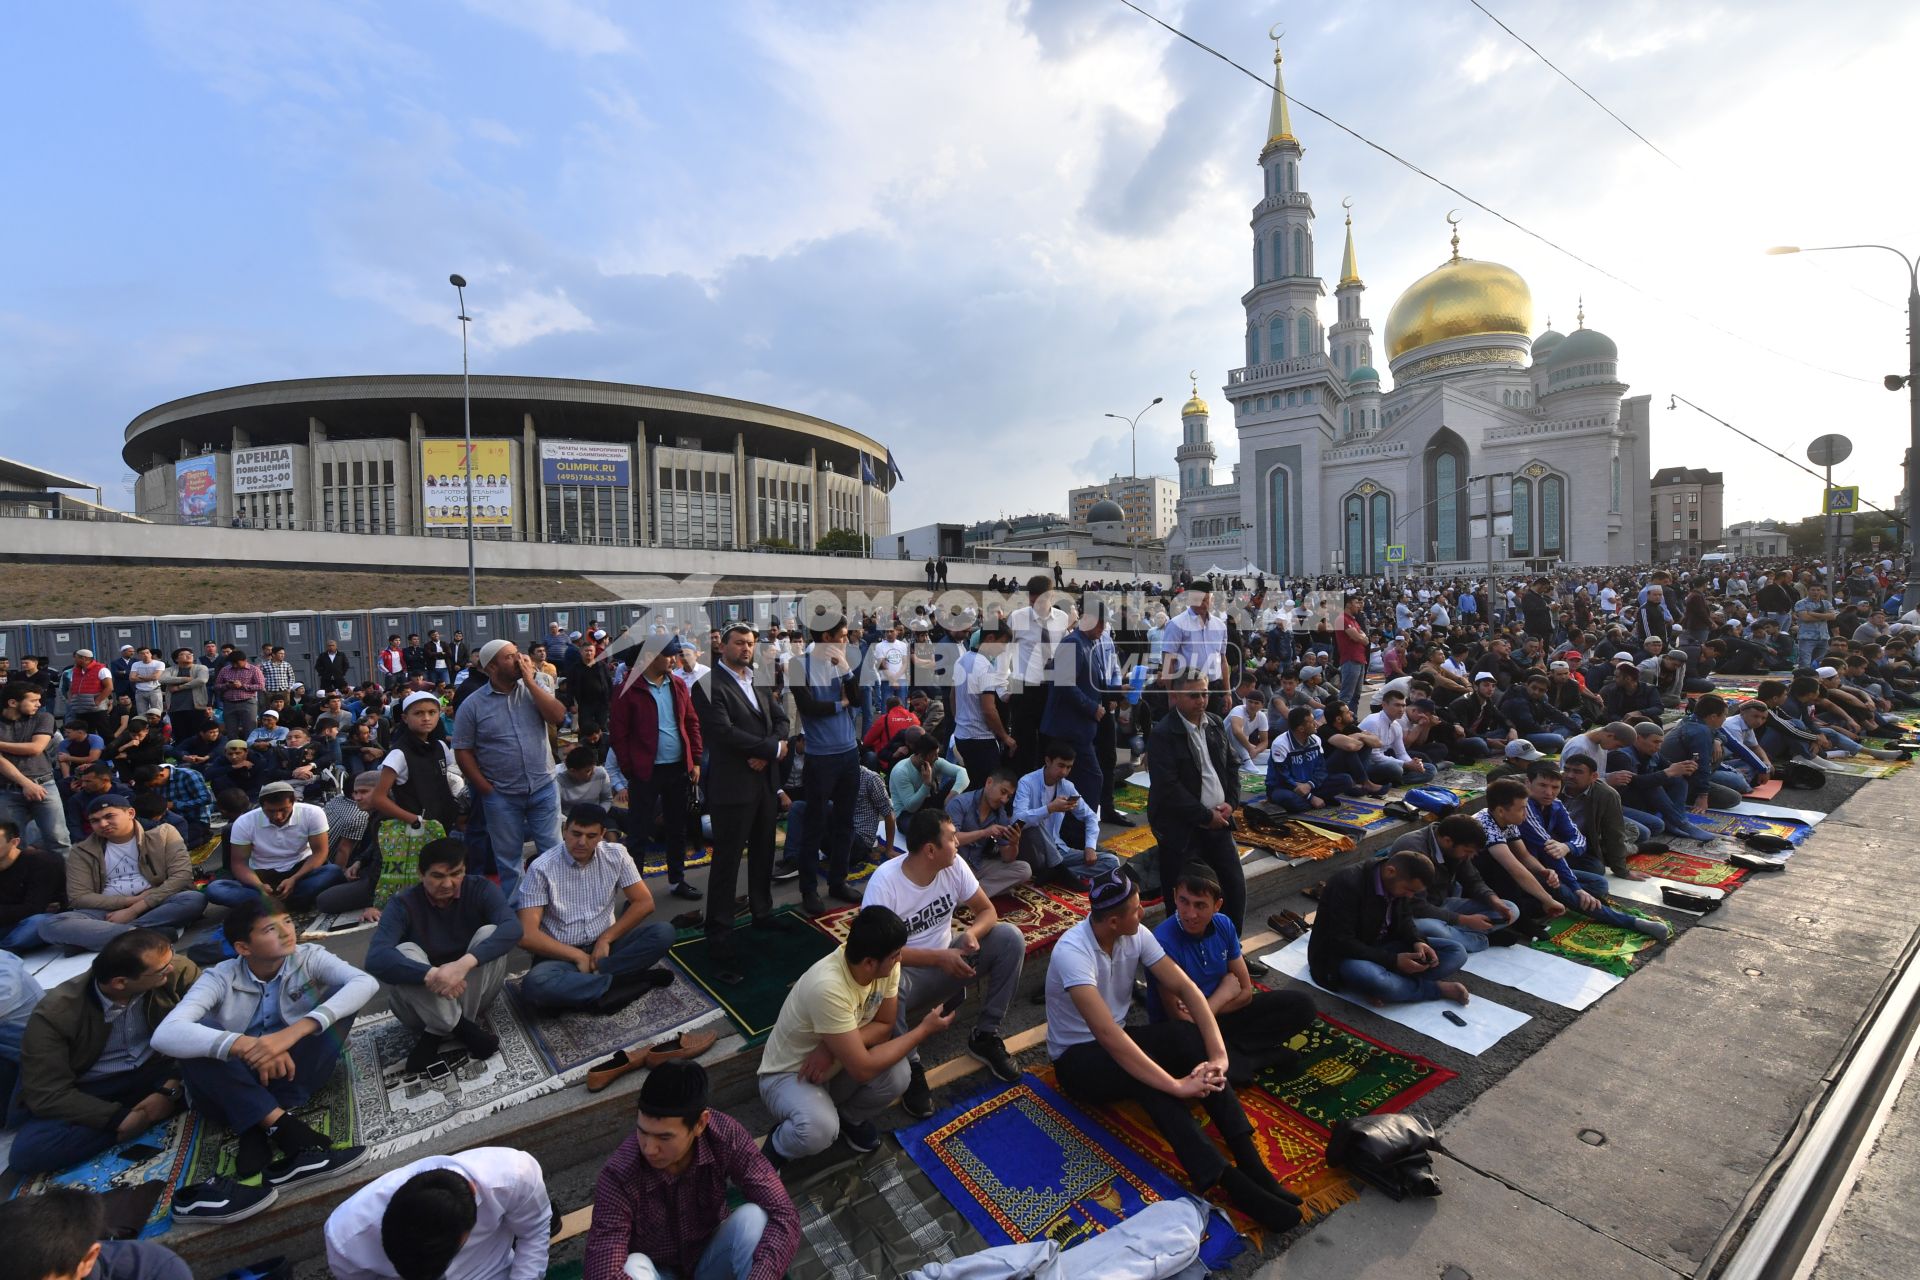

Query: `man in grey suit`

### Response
(695, 622, 795, 984)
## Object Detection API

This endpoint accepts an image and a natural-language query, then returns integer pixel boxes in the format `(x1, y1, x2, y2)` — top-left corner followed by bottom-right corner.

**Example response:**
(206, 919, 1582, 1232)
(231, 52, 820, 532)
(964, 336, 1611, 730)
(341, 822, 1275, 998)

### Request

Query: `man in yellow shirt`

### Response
(755, 906, 954, 1164)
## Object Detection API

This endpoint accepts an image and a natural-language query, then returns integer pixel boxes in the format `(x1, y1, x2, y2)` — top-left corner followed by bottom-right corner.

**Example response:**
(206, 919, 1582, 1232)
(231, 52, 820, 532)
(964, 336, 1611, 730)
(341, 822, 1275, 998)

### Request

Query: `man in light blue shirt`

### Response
(1012, 744, 1120, 888)
(788, 624, 866, 914)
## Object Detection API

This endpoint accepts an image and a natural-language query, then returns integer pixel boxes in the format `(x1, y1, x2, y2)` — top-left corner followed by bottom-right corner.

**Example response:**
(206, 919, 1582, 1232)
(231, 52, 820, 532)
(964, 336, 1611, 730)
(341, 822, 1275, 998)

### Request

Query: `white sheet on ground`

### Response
(1728, 801, 1828, 826)
(1461, 943, 1621, 1011)
(33, 953, 93, 989)
(1606, 874, 1723, 913)
(1258, 935, 1529, 1056)
(1128, 771, 1151, 788)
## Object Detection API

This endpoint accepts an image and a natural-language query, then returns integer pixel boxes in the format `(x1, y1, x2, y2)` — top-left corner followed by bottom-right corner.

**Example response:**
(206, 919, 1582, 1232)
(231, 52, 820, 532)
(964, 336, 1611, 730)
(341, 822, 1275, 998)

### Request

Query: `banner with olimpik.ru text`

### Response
(175, 456, 218, 526)
(539, 440, 629, 486)
(421, 439, 513, 527)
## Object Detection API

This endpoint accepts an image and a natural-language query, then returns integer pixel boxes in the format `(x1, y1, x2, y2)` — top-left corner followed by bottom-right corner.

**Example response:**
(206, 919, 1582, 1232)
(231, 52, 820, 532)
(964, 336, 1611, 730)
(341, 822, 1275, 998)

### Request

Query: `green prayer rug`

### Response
(184, 1035, 361, 1184)
(1112, 782, 1149, 813)
(668, 905, 836, 1046)
(1256, 1014, 1457, 1131)
(1529, 910, 1660, 979)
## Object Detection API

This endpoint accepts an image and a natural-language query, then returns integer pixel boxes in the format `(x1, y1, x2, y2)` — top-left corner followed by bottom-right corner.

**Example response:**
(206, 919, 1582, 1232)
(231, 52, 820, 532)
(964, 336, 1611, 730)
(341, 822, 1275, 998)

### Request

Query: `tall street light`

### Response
(449, 273, 477, 608)
(1767, 244, 1920, 607)
(1104, 396, 1163, 481)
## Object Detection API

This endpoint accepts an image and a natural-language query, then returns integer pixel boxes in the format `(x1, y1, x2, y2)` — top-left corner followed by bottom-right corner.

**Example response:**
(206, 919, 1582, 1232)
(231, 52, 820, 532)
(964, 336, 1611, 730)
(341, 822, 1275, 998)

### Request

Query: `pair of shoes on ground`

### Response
(175, 1122, 368, 1225)
(800, 883, 862, 915)
(1266, 909, 1311, 942)
(586, 1027, 721, 1091)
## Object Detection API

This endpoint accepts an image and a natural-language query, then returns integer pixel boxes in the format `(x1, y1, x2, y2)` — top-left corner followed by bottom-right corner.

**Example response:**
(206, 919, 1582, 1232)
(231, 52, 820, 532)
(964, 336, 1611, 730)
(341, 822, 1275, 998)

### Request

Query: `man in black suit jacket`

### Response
(1146, 674, 1247, 931)
(448, 632, 471, 671)
(695, 621, 793, 981)
(1305, 851, 1469, 1007)
(314, 641, 351, 695)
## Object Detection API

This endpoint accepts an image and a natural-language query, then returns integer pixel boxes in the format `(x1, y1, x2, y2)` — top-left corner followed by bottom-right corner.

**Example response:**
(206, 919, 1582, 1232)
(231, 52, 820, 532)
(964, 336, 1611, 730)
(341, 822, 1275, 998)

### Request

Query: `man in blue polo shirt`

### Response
(1145, 864, 1314, 1086)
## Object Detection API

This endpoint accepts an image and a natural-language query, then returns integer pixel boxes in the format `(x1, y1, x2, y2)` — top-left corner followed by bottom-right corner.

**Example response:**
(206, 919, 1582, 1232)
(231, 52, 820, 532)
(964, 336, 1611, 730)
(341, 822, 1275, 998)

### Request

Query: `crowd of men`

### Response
(0, 551, 1911, 1278)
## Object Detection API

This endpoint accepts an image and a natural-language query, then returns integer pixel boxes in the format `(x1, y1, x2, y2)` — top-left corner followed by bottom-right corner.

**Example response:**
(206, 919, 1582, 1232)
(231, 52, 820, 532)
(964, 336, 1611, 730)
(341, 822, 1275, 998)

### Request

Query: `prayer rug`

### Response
(1034, 1066, 1355, 1243)
(1300, 797, 1393, 835)
(1099, 824, 1160, 857)
(639, 847, 713, 879)
(897, 1075, 1244, 1268)
(1416, 778, 1487, 804)
(668, 906, 836, 1046)
(813, 883, 1090, 957)
(1682, 811, 1814, 845)
(503, 974, 720, 1077)
(1818, 756, 1910, 779)
(1112, 782, 1149, 813)
(1447, 758, 1501, 777)
(1627, 850, 1751, 891)
(185, 1038, 361, 1185)
(1231, 812, 1355, 862)
(1255, 1014, 1457, 1132)
(1529, 910, 1661, 979)
(9, 1111, 201, 1238)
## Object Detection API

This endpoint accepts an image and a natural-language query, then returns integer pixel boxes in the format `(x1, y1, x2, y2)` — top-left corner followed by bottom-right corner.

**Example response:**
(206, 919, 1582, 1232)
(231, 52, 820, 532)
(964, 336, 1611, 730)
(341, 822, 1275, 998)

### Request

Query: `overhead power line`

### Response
(1668, 394, 1901, 523)
(1111, 0, 1877, 387)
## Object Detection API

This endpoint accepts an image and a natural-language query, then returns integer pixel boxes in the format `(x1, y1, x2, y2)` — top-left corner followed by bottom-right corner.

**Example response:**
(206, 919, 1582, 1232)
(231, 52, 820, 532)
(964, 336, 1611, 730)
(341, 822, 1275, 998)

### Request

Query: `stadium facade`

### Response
(125, 375, 895, 551)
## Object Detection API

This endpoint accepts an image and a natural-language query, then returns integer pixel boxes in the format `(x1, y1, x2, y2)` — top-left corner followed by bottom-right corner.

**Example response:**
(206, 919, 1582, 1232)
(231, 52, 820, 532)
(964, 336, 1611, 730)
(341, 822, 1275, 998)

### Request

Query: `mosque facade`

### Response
(1168, 38, 1652, 578)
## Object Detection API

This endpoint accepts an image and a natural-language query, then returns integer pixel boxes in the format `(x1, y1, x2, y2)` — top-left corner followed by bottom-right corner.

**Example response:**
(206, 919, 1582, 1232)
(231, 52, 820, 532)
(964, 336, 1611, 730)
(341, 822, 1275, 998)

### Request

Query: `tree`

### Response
(757, 536, 796, 551)
(816, 527, 869, 555)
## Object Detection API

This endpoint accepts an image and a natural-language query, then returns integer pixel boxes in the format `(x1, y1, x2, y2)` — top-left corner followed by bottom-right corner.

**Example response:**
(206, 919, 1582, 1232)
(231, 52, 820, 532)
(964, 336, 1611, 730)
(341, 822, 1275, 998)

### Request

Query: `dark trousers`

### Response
(1054, 1022, 1251, 1189)
(168, 708, 209, 742)
(7, 1058, 176, 1176)
(706, 785, 777, 958)
(955, 737, 1003, 789)
(1095, 709, 1120, 818)
(795, 748, 860, 894)
(1217, 989, 1317, 1053)
(628, 759, 692, 883)
(1062, 748, 1104, 853)
(178, 1016, 353, 1135)
(1010, 688, 1048, 774)
(1156, 825, 1247, 933)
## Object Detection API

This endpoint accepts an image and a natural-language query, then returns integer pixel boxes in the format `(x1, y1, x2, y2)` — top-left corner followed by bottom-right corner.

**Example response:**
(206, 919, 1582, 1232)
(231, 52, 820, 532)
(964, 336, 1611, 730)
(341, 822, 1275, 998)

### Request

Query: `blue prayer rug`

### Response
(895, 1074, 1243, 1269)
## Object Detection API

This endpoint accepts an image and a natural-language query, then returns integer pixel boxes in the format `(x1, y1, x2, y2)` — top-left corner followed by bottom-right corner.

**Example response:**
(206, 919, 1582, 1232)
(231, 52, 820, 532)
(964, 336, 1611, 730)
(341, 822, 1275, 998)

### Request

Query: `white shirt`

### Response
(873, 638, 909, 681)
(130, 660, 166, 691)
(102, 838, 148, 897)
(1600, 587, 1619, 612)
(670, 662, 710, 691)
(1560, 732, 1607, 772)
(1223, 706, 1267, 765)
(1358, 709, 1412, 764)
(230, 803, 329, 873)
(861, 855, 979, 954)
(951, 649, 1000, 741)
(1045, 919, 1166, 1059)
(1008, 605, 1067, 685)
(1428, 604, 1451, 627)
(325, 1147, 551, 1280)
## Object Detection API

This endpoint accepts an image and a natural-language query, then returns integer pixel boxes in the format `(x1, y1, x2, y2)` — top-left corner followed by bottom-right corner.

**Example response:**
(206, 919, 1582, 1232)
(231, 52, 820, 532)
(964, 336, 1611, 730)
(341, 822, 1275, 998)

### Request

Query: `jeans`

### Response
(480, 780, 562, 907)
(206, 866, 347, 911)
(793, 748, 860, 894)
(1, 914, 56, 952)
(760, 1058, 911, 1159)
(1334, 934, 1469, 1003)
(1524, 732, 1568, 755)
(1555, 868, 1646, 932)
(620, 1203, 770, 1280)
(0, 786, 71, 856)
(1413, 897, 1519, 956)
(7, 1058, 178, 1176)
(1053, 1021, 1253, 1189)
(894, 924, 1024, 1061)
(178, 1015, 352, 1135)
(1062, 749, 1104, 853)
(1266, 775, 1354, 811)
(955, 737, 1004, 791)
(38, 893, 208, 950)
(1627, 773, 1698, 837)
(1796, 636, 1827, 668)
(1620, 804, 1664, 837)
(1821, 726, 1865, 755)
(1339, 661, 1367, 714)
(517, 918, 676, 1010)
(628, 759, 693, 884)
(1366, 754, 1434, 786)
(221, 700, 258, 738)
(1018, 825, 1121, 882)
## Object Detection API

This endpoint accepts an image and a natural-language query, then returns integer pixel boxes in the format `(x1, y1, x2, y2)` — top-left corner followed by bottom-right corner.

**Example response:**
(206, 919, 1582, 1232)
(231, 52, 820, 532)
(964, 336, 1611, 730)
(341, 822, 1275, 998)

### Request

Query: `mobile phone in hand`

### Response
(939, 992, 966, 1017)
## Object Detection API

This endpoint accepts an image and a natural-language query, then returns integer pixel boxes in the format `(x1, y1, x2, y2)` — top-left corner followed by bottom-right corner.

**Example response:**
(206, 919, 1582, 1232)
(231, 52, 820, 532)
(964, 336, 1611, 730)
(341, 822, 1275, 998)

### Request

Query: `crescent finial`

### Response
(1188, 368, 1198, 383)
(1268, 22, 1285, 41)
(1342, 196, 1354, 210)
(1445, 208, 1461, 226)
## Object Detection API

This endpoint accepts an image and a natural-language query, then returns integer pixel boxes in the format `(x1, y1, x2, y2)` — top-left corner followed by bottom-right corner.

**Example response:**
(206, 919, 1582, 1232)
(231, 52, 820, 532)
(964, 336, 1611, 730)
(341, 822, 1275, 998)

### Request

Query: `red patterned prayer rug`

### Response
(809, 881, 1091, 956)
(1626, 851, 1751, 892)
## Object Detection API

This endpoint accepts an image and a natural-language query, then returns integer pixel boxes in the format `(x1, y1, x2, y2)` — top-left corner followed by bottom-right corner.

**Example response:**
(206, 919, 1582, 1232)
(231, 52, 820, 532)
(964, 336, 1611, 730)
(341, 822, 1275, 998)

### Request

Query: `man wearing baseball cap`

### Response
(38, 792, 206, 950)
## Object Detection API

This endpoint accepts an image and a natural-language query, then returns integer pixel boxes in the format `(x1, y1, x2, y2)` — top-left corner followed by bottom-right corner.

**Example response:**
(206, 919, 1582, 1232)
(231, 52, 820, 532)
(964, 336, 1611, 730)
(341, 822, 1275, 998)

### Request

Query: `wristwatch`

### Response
(159, 1083, 184, 1102)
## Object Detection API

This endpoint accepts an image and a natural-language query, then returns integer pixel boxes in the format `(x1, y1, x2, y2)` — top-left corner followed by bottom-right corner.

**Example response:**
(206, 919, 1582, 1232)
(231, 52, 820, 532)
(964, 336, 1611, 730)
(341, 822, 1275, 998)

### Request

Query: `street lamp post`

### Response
(449, 274, 476, 608)
(1104, 397, 1164, 481)
(1767, 244, 1920, 607)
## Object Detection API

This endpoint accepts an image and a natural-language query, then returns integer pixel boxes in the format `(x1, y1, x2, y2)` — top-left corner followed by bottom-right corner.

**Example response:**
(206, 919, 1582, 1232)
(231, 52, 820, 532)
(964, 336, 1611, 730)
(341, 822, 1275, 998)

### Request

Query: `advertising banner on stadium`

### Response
(231, 445, 295, 494)
(539, 440, 630, 487)
(421, 440, 513, 527)
(175, 456, 218, 526)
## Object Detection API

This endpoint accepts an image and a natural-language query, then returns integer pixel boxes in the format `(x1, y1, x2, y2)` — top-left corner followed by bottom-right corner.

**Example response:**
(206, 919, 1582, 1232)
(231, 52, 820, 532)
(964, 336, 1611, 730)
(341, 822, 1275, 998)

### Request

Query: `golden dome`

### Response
(1384, 255, 1533, 360)
(1182, 393, 1209, 417)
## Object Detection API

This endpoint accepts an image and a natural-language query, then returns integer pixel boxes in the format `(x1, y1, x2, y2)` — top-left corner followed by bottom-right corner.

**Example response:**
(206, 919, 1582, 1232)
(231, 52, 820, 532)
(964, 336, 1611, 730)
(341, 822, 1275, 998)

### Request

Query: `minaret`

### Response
(1176, 372, 1216, 494)
(1239, 32, 1324, 377)
(1329, 201, 1374, 377)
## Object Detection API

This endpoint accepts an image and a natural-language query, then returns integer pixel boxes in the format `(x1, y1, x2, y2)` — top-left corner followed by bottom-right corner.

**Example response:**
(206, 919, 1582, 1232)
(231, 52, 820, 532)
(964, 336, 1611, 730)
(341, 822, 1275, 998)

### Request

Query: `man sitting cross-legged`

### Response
(36, 793, 206, 950)
(1305, 850, 1470, 1007)
(514, 804, 676, 1015)
(1047, 870, 1303, 1232)
(325, 1146, 553, 1280)
(862, 809, 1024, 1120)
(154, 895, 374, 1223)
(585, 1061, 801, 1280)
(1145, 863, 1316, 1086)
(8, 929, 196, 1177)
(757, 905, 955, 1165)
(1012, 742, 1121, 889)
(365, 837, 523, 1075)
(204, 780, 343, 912)
(1514, 761, 1670, 941)
(1264, 705, 1354, 813)
(1388, 815, 1518, 958)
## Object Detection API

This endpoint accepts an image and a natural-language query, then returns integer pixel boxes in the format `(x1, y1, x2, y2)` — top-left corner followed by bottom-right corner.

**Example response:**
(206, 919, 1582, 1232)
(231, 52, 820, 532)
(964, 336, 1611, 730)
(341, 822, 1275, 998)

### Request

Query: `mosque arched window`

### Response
(1297, 314, 1314, 357)
(1268, 466, 1291, 574)
(1286, 160, 1296, 192)
(1292, 227, 1308, 277)
(1246, 325, 1259, 367)
(1540, 475, 1565, 554)
(1344, 496, 1365, 574)
(1271, 230, 1285, 280)
(1268, 315, 1286, 362)
(1426, 431, 1469, 561)
(1253, 241, 1263, 289)
(1509, 478, 1532, 555)
(1370, 492, 1392, 575)
(1286, 392, 1297, 407)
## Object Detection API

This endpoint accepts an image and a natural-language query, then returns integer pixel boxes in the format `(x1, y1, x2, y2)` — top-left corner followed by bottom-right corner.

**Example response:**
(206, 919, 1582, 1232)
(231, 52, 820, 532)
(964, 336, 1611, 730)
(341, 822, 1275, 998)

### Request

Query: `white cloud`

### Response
(457, 0, 630, 56)
(1460, 36, 1526, 84)
(478, 288, 595, 348)
(470, 117, 525, 146)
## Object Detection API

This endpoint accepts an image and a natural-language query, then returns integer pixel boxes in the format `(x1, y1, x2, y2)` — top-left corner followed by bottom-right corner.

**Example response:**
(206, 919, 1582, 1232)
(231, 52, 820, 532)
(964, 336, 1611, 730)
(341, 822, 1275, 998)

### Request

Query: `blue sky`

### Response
(4, 0, 1918, 528)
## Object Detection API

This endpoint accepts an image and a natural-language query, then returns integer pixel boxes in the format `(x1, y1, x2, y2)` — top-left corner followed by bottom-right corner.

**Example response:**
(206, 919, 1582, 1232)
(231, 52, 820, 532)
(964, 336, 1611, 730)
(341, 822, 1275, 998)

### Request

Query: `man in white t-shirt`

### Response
(129, 647, 168, 718)
(1044, 871, 1301, 1232)
(1223, 689, 1270, 766)
(1006, 574, 1069, 772)
(950, 617, 1016, 783)
(1357, 690, 1434, 785)
(861, 809, 1023, 1119)
(206, 781, 343, 909)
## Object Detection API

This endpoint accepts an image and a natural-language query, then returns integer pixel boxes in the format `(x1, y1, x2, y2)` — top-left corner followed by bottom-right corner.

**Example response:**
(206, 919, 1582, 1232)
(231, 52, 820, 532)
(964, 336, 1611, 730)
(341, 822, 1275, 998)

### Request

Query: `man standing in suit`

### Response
(1039, 602, 1108, 853)
(314, 640, 351, 697)
(1147, 674, 1246, 932)
(695, 622, 793, 985)
(448, 632, 471, 673)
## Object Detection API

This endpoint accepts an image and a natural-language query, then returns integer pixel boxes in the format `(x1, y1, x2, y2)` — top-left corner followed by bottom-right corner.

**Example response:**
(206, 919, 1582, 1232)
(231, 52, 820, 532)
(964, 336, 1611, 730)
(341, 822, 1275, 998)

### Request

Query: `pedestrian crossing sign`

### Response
(1385, 544, 1406, 563)
(1824, 486, 1860, 515)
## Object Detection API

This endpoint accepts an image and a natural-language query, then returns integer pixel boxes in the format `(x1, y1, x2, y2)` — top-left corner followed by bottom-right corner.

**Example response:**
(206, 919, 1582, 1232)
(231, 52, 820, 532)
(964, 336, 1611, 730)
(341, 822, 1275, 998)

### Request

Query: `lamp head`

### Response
(1150, 396, 1163, 405)
(1888, 374, 1911, 392)
(1764, 246, 1800, 256)
(448, 273, 468, 288)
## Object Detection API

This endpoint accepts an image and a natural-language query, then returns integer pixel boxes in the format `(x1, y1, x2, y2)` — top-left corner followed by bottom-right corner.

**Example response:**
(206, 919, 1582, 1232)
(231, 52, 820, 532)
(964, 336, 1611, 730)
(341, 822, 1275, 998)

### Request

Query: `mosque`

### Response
(1168, 36, 1653, 578)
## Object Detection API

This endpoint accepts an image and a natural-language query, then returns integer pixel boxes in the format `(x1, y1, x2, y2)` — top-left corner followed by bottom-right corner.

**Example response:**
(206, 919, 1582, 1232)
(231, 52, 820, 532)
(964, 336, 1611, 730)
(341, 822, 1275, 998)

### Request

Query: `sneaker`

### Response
(265, 1144, 368, 1188)
(771, 859, 801, 882)
(840, 1118, 881, 1154)
(174, 1176, 278, 1223)
(966, 1031, 1020, 1084)
(669, 880, 704, 901)
(901, 1062, 934, 1119)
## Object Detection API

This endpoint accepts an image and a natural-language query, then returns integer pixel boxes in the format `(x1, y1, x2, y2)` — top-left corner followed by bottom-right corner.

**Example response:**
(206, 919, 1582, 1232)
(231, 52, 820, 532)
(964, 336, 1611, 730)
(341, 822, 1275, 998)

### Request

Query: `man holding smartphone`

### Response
(860, 810, 1024, 1120)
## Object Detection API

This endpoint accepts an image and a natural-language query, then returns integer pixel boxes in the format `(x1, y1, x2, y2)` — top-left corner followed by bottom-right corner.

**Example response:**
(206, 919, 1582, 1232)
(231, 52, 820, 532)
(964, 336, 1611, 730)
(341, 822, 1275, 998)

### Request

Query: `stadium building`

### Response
(125, 374, 896, 551)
